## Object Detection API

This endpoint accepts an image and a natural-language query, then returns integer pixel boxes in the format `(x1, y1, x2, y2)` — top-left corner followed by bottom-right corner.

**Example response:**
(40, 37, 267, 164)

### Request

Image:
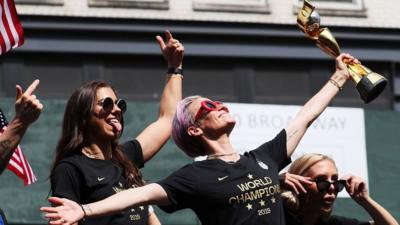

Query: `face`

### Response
(188, 97, 236, 136)
(303, 159, 340, 216)
(87, 87, 124, 141)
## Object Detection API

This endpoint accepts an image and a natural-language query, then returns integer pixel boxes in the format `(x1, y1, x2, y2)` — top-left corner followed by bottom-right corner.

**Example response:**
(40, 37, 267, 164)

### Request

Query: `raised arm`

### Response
(0, 79, 43, 174)
(342, 175, 399, 225)
(284, 53, 357, 157)
(41, 183, 169, 225)
(136, 31, 183, 162)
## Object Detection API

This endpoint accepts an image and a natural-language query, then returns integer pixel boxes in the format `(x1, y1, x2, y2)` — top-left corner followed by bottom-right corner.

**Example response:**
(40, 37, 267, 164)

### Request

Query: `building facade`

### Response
(0, 0, 399, 110)
(1, 1, 400, 224)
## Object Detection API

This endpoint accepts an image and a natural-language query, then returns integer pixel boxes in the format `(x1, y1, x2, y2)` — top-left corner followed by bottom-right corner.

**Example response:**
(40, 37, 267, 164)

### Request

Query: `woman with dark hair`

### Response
(48, 31, 183, 225)
(280, 153, 398, 225)
(42, 53, 358, 225)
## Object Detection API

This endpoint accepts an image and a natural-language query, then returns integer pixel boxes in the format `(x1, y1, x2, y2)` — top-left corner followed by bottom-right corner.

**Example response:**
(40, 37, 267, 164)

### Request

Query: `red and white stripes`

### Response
(0, 0, 24, 55)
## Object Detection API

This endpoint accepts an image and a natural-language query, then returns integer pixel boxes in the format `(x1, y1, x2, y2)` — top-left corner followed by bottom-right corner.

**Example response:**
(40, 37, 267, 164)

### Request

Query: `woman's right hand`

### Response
(40, 197, 84, 225)
(14, 79, 43, 126)
(279, 172, 313, 195)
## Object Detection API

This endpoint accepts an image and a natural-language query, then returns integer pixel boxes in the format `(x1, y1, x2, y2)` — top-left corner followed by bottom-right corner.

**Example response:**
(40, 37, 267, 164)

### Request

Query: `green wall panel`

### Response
(334, 110, 400, 221)
(0, 99, 399, 224)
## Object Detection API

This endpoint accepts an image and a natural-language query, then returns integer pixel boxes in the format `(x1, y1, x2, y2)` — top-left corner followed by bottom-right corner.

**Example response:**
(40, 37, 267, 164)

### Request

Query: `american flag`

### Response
(0, 0, 24, 55)
(0, 109, 36, 186)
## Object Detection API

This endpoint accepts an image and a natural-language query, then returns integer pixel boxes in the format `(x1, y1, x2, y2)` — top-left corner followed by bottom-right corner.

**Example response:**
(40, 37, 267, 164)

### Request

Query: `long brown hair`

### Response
(50, 81, 144, 191)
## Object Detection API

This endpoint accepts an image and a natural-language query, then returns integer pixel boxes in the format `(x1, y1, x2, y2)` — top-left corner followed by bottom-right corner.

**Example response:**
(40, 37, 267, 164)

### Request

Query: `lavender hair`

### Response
(171, 95, 205, 157)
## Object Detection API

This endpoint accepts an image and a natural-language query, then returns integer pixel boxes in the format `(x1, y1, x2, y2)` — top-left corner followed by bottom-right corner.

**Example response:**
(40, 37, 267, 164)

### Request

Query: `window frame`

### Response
(192, 0, 270, 14)
(293, 0, 366, 17)
(88, 0, 169, 9)
(15, 0, 63, 5)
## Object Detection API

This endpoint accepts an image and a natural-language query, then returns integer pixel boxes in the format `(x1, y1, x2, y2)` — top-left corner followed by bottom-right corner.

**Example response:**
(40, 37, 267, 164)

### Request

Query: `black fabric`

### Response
(51, 140, 149, 225)
(285, 209, 371, 225)
(157, 129, 290, 225)
(121, 140, 144, 169)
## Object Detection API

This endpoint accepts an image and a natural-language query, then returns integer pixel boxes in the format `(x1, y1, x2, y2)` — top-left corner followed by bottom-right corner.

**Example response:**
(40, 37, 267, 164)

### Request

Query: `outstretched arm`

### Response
(285, 53, 357, 157)
(0, 79, 43, 174)
(41, 183, 170, 225)
(136, 30, 184, 162)
(343, 175, 398, 225)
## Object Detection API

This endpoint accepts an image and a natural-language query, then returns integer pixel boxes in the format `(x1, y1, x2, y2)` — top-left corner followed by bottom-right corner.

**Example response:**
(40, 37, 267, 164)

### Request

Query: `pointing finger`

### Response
(156, 35, 166, 50)
(24, 79, 40, 96)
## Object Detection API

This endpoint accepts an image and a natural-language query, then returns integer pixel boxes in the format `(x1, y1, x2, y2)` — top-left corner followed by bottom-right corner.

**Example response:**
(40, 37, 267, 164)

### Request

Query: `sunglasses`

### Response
(99, 97, 127, 114)
(194, 100, 223, 122)
(314, 179, 346, 193)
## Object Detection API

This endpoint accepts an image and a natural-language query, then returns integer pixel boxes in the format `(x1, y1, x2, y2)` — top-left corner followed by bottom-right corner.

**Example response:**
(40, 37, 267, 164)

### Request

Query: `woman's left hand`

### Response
(334, 53, 360, 80)
(341, 175, 369, 202)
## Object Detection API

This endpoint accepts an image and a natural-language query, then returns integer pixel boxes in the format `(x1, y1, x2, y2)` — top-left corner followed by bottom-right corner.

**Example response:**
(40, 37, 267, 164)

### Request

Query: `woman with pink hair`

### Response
(41, 53, 359, 225)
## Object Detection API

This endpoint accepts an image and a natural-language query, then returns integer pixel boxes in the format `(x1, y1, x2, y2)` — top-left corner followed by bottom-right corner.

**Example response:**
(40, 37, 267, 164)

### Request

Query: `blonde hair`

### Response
(282, 153, 336, 212)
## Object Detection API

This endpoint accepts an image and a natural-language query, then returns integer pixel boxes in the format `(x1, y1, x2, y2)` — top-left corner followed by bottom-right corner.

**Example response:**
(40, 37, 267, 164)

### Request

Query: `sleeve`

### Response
(328, 215, 371, 225)
(51, 162, 83, 203)
(120, 139, 144, 169)
(252, 129, 291, 170)
(155, 165, 197, 213)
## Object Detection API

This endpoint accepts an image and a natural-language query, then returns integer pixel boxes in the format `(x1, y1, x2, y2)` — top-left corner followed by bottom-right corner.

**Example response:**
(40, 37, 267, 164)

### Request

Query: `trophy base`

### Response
(356, 73, 388, 104)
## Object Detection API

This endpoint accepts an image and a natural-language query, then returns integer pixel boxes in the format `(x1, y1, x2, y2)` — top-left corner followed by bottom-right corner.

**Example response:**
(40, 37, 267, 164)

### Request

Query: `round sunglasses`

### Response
(314, 179, 346, 193)
(100, 97, 127, 114)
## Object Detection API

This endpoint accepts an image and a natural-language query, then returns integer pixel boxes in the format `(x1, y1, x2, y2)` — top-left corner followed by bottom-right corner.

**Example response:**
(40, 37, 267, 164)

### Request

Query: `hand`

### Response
(14, 79, 43, 125)
(40, 197, 84, 225)
(334, 53, 360, 80)
(341, 175, 369, 202)
(156, 30, 184, 69)
(279, 172, 312, 195)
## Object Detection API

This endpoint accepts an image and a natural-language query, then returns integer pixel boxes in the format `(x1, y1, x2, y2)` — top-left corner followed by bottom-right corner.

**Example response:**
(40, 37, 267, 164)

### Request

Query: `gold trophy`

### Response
(297, 0, 388, 103)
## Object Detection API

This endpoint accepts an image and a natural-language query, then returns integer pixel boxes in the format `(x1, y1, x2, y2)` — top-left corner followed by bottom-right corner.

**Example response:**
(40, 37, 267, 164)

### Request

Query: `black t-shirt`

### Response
(285, 209, 371, 225)
(157, 129, 291, 225)
(51, 140, 149, 225)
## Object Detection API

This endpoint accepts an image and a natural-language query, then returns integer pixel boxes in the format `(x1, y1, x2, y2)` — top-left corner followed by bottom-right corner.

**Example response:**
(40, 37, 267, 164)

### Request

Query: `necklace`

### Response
(82, 147, 106, 160)
(207, 152, 239, 160)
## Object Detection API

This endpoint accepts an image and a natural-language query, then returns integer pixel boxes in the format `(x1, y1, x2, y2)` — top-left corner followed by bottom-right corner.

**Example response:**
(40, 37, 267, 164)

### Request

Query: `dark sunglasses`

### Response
(314, 179, 346, 193)
(100, 97, 127, 114)
(194, 100, 223, 122)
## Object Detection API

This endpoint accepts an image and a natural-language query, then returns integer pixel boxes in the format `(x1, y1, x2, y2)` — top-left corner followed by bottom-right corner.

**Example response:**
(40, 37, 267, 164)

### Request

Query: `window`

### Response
(193, 0, 270, 14)
(88, 0, 168, 9)
(15, 0, 63, 5)
(294, 0, 366, 17)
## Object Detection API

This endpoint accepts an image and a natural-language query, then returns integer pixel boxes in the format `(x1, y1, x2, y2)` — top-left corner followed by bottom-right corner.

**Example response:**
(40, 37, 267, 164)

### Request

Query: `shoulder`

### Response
(252, 129, 286, 151)
(119, 139, 142, 152)
(53, 155, 86, 176)
(157, 163, 200, 184)
(119, 139, 144, 168)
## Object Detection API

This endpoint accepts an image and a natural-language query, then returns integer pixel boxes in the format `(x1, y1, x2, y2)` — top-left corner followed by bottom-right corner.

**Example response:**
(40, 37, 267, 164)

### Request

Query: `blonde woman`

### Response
(280, 153, 398, 225)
